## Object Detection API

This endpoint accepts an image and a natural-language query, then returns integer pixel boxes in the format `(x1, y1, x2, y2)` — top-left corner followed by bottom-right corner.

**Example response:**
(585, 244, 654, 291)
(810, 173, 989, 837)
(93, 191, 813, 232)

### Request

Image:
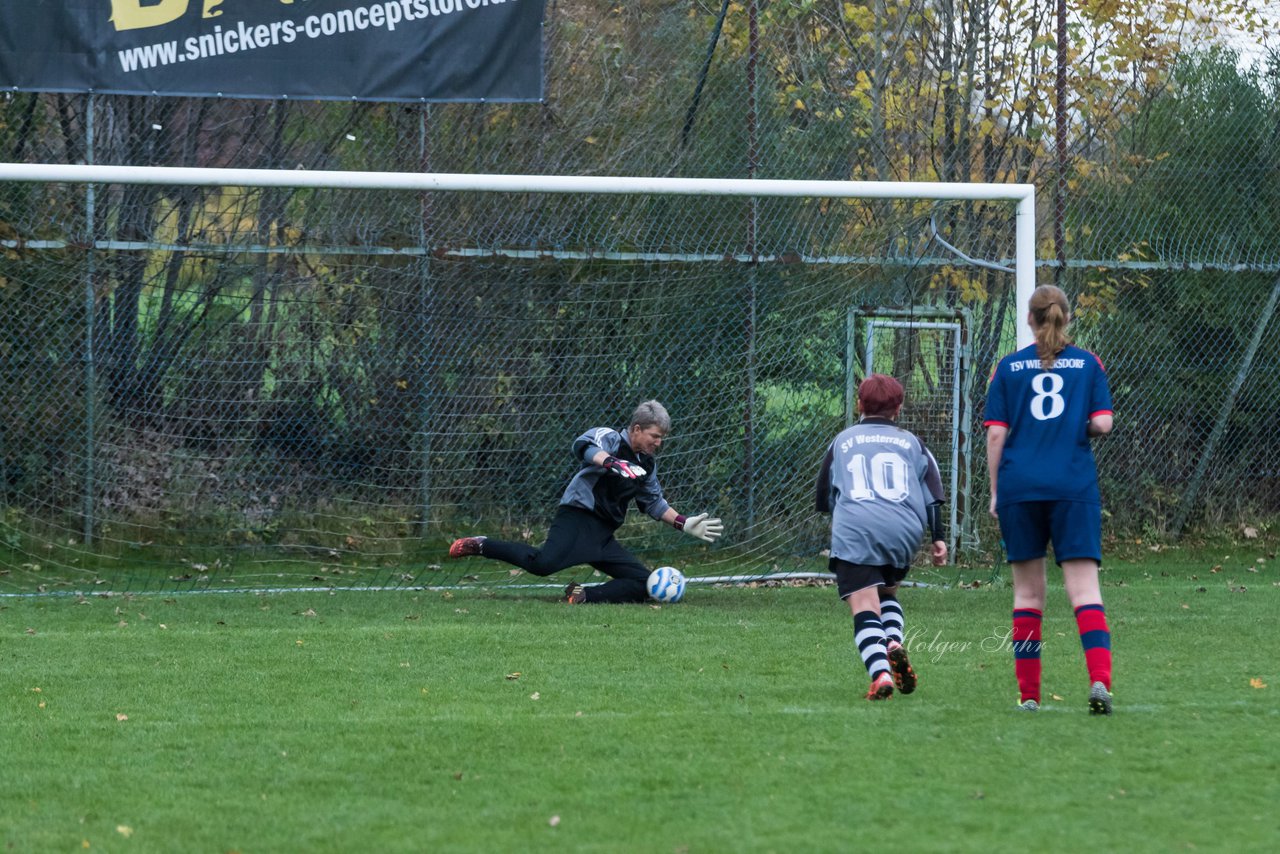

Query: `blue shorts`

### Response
(997, 500, 1102, 565)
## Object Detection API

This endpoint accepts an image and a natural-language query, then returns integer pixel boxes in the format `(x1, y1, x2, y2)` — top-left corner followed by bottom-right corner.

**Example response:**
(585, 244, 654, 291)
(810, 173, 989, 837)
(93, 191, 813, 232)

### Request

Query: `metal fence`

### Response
(2, 0, 1279, 585)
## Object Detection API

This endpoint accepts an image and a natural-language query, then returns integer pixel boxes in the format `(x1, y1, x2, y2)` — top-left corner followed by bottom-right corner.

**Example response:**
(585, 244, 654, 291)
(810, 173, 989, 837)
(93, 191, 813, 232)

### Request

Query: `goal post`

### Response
(0, 163, 1034, 591)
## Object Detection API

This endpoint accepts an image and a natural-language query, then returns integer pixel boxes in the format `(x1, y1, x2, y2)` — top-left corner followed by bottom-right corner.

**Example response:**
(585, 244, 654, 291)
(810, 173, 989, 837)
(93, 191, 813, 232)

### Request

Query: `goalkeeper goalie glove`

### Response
(674, 512, 723, 544)
(602, 455, 647, 479)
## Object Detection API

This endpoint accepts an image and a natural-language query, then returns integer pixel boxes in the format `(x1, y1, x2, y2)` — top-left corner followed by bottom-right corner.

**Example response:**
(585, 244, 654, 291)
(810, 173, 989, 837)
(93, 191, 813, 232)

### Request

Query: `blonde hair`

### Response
(1029, 285, 1072, 369)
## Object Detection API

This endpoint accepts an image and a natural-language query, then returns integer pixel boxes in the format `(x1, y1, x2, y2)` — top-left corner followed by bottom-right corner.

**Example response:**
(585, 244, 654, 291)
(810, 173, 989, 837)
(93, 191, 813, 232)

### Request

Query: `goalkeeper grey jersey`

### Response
(562, 427, 672, 529)
(815, 417, 945, 568)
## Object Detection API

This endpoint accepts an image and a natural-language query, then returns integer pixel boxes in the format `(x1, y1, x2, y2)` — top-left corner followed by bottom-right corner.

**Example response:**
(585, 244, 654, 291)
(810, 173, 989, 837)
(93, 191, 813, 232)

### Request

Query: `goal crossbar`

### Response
(0, 162, 1037, 346)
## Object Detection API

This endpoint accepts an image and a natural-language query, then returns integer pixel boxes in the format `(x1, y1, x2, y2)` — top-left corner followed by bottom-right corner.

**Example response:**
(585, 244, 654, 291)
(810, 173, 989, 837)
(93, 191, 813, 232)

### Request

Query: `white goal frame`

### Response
(0, 163, 1036, 587)
(0, 163, 1038, 348)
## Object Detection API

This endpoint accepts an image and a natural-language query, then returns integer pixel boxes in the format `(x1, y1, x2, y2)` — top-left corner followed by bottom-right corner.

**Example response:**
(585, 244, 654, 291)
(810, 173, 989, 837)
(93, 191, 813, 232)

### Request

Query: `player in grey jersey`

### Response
(447, 400, 723, 604)
(815, 374, 947, 700)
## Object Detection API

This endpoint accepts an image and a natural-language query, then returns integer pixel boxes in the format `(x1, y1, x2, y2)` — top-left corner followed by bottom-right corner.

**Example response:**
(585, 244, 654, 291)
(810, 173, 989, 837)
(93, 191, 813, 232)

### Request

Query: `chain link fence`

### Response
(2, 1, 1279, 586)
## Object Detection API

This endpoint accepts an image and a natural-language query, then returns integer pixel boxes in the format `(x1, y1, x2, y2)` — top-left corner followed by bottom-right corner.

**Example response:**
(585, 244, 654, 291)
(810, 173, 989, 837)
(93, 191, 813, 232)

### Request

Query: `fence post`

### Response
(82, 93, 97, 547)
(415, 103, 434, 537)
(1053, 0, 1068, 288)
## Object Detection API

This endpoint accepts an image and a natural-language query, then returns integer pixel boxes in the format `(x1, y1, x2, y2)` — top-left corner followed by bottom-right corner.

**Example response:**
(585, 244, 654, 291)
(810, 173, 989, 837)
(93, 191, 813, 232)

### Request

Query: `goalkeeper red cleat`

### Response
(886, 640, 917, 695)
(865, 672, 894, 701)
(448, 536, 485, 558)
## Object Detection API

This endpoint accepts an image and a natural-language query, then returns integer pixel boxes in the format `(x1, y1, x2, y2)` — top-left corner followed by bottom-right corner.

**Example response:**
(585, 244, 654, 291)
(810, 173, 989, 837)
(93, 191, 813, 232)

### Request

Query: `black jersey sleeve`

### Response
(815, 443, 835, 513)
(916, 437, 946, 504)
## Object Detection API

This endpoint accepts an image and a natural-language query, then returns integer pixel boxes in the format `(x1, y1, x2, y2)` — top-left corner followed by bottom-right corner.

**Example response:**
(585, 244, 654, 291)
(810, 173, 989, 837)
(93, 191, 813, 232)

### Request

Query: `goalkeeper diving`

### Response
(448, 400, 722, 604)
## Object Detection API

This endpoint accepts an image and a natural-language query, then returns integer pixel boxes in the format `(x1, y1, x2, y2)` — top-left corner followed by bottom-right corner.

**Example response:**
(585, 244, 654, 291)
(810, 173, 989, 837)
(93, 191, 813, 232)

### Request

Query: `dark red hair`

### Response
(858, 373, 904, 417)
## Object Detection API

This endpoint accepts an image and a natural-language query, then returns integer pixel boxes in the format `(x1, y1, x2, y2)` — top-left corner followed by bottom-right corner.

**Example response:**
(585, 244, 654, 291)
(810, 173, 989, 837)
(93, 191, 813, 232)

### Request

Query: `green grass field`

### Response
(3, 540, 1278, 853)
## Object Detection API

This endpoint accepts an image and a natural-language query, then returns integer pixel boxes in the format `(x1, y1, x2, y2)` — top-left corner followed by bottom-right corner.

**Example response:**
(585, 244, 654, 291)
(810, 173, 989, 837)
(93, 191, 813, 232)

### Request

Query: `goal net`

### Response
(0, 165, 1032, 593)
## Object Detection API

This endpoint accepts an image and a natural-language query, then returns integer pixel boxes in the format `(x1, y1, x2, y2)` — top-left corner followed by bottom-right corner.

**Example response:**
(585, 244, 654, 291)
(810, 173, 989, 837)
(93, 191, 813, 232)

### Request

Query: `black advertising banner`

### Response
(0, 0, 545, 102)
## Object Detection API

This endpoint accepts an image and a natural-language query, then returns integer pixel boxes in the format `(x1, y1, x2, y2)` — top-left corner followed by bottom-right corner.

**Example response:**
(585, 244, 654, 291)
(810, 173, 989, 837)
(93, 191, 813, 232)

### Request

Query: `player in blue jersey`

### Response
(816, 374, 948, 701)
(984, 285, 1115, 714)
(447, 400, 723, 604)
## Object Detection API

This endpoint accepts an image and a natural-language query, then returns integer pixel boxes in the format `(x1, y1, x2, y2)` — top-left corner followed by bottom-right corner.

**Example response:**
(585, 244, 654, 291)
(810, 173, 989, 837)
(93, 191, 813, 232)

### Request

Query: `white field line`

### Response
(0, 573, 933, 598)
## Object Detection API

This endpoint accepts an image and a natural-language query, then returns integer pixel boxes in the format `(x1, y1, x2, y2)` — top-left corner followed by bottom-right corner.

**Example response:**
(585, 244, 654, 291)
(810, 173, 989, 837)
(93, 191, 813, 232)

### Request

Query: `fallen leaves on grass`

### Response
(116, 713, 128, 722)
(530, 692, 541, 701)
(1250, 678, 1267, 689)
(505, 672, 521, 680)
(549, 815, 561, 827)
(116, 826, 133, 838)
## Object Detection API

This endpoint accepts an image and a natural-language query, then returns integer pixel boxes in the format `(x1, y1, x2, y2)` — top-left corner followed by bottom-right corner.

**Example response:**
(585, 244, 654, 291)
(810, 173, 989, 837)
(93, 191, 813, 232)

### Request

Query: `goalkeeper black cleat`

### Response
(448, 536, 485, 558)
(886, 640, 917, 695)
(565, 583, 587, 605)
(1088, 681, 1113, 716)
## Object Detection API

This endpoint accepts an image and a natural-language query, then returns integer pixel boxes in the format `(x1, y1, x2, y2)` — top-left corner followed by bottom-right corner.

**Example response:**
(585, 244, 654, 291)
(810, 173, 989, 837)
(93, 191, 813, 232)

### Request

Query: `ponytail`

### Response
(1029, 285, 1072, 369)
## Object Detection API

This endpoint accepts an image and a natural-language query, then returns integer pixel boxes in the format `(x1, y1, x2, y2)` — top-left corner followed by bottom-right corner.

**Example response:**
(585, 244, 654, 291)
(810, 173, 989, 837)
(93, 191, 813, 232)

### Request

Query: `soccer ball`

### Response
(647, 566, 686, 603)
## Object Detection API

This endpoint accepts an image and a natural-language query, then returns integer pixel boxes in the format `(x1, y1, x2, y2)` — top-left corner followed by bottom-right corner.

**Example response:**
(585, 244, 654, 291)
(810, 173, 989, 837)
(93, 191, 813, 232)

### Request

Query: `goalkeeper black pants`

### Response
(480, 506, 650, 604)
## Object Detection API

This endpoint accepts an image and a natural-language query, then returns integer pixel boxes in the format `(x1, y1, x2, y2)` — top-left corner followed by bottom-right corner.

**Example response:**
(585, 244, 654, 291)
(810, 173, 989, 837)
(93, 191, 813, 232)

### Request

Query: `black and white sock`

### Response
(879, 595, 905, 646)
(853, 610, 890, 679)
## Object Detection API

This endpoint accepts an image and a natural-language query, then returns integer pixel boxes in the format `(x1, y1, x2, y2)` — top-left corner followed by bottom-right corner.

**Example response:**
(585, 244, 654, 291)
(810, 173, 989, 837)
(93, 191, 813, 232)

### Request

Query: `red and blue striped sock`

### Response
(1012, 608, 1043, 703)
(1074, 603, 1112, 690)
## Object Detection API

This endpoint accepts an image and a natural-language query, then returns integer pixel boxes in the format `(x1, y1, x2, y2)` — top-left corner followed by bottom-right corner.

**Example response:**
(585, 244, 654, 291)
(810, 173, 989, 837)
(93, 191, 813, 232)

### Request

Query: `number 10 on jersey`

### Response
(845, 452, 910, 502)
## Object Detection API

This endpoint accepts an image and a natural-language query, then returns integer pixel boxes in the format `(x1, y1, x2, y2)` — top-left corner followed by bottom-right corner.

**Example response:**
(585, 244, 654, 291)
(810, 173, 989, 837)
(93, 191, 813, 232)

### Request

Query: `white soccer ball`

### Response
(647, 566, 686, 603)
